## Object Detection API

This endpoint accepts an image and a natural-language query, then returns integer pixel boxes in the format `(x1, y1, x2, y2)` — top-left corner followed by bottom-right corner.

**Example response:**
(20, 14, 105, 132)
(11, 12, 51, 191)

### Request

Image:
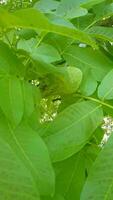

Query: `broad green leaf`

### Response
(56, 0, 88, 19)
(64, 45, 113, 81)
(0, 137, 40, 200)
(80, 133, 113, 200)
(54, 151, 86, 200)
(94, 2, 113, 22)
(22, 81, 41, 118)
(81, 0, 105, 9)
(42, 194, 65, 200)
(44, 101, 103, 162)
(54, 145, 99, 200)
(17, 38, 61, 63)
(16, 28, 37, 40)
(32, 59, 82, 95)
(43, 33, 72, 53)
(79, 67, 97, 96)
(0, 41, 24, 76)
(63, 45, 113, 95)
(87, 26, 113, 42)
(98, 69, 113, 100)
(0, 73, 40, 126)
(47, 13, 75, 29)
(34, 0, 59, 13)
(0, 8, 97, 48)
(0, 112, 55, 196)
(58, 66, 82, 94)
(73, 13, 95, 30)
(0, 77, 24, 127)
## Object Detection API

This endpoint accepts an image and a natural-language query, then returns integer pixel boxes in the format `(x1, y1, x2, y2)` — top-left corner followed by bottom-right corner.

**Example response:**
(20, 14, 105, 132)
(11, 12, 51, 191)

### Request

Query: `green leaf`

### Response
(0, 112, 55, 196)
(17, 38, 61, 63)
(81, 0, 105, 9)
(42, 194, 65, 200)
(80, 133, 113, 200)
(63, 45, 113, 95)
(54, 145, 99, 200)
(34, 0, 59, 13)
(58, 66, 82, 94)
(54, 151, 86, 200)
(0, 8, 97, 48)
(79, 67, 97, 96)
(56, 0, 88, 19)
(31, 59, 82, 95)
(0, 77, 24, 127)
(44, 101, 103, 162)
(0, 137, 40, 200)
(64, 45, 113, 82)
(98, 69, 113, 100)
(0, 41, 24, 76)
(94, 2, 113, 22)
(87, 26, 113, 42)
(22, 81, 41, 118)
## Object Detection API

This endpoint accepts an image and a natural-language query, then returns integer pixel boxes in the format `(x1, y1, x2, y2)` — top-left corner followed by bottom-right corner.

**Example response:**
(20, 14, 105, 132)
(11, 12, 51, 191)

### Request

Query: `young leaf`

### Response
(44, 101, 103, 162)
(98, 69, 113, 100)
(81, 133, 113, 200)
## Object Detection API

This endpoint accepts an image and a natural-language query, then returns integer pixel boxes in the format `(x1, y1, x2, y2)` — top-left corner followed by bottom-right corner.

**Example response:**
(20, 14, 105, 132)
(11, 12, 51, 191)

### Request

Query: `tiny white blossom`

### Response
(100, 116, 113, 147)
(79, 43, 87, 48)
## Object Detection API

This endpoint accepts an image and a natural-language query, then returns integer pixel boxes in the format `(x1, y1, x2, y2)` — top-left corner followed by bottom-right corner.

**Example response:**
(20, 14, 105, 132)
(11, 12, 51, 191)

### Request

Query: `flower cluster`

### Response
(100, 116, 113, 147)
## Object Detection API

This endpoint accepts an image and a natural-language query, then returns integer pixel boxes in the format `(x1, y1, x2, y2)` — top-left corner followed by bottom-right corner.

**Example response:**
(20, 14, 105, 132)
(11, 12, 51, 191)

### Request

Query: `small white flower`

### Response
(100, 116, 113, 147)
(79, 43, 87, 48)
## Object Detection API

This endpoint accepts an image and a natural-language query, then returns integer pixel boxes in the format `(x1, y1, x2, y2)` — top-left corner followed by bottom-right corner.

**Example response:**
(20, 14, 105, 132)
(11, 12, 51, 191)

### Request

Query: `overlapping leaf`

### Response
(44, 101, 103, 162)
(54, 145, 100, 200)
(98, 69, 113, 100)
(87, 26, 113, 42)
(81, 133, 113, 200)
(0, 137, 40, 200)
(0, 112, 55, 196)
(0, 8, 97, 48)
(64, 45, 113, 95)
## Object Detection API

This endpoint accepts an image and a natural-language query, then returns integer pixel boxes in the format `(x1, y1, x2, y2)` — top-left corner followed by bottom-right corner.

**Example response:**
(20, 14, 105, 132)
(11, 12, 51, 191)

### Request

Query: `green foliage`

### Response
(1, 0, 113, 199)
